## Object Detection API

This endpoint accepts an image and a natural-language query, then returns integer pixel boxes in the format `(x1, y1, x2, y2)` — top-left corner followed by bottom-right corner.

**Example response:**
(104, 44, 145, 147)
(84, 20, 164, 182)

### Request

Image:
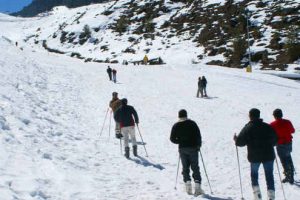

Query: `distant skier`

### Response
(170, 109, 204, 196)
(107, 66, 112, 81)
(234, 108, 277, 200)
(114, 98, 139, 158)
(196, 77, 204, 98)
(201, 76, 207, 97)
(270, 109, 295, 184)
(112, 69, 117, 83)
(109, 92, 122, 139)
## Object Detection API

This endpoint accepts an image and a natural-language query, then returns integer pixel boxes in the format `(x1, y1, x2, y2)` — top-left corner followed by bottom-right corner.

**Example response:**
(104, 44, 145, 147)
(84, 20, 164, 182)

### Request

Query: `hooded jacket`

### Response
(114, 104, 139, 128)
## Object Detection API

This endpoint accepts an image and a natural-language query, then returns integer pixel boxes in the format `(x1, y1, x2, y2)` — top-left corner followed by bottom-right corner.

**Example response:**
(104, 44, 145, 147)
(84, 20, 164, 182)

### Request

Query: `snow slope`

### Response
(1, 25, 300, 200)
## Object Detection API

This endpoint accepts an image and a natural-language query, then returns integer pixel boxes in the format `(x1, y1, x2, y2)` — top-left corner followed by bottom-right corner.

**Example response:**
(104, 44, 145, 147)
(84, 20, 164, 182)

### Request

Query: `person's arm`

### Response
(170, 124, 179, 144)
(114, 109, 120, 122)
(268, 125, 278, 146)
(194, 122, 202, 147)
(235, 124, 249, 147)
(288, 120, 295, 134)
(132, 107, 139, 124)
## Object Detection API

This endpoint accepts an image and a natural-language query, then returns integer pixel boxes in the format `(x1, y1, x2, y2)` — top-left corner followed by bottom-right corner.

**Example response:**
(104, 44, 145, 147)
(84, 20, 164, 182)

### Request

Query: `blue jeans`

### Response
(179, 147, 201, 183)
(276, 143, 294, 177)
(251, 161, 275, 190)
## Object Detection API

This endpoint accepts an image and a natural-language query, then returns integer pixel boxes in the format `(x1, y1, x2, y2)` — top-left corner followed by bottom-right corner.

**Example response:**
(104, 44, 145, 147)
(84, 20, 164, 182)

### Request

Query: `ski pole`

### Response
(136, 125, 149, 157)
(275, 154, 287, 200)
(199, 149, 213, 194)
(108, 110, 112, 141)
(174, 154, 181, 190)
(236, 146, 245, 200)
(100, 108, 109, 137)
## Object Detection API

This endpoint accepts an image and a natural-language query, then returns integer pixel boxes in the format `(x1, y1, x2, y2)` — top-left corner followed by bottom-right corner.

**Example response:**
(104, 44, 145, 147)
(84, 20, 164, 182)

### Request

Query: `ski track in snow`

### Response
(0, 38, 300, 199)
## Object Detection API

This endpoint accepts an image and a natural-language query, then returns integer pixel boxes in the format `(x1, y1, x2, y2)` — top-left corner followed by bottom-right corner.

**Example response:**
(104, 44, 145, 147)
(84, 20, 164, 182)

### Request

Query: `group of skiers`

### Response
(168, 107, 295, 199)
(109, 92, 139, 158)
(197, 76, 208, 98)
(106, 66, 117, 83)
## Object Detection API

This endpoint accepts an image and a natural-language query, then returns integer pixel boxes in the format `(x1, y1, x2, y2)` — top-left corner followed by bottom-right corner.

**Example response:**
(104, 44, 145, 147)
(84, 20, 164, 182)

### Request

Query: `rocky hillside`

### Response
(15, 0, 300, 70)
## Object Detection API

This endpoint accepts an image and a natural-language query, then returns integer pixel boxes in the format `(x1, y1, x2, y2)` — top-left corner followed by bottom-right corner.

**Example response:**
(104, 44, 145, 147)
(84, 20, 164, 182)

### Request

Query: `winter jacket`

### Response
(198, 80, 203, 88)
(114, 105, 139, 128)
(236, 119, 277, 163)
(201, 78, 207, 87)
(112, 69, 117, 74)
(109, 98, 122, 113)
(170, 119, 202, 149)
(107, 68, 112, 74)
(270, 119, 295, 145)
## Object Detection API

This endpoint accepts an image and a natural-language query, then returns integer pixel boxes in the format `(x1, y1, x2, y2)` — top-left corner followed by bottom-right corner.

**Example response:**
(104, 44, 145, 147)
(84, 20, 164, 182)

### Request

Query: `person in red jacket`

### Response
(270, 109, 295, 184)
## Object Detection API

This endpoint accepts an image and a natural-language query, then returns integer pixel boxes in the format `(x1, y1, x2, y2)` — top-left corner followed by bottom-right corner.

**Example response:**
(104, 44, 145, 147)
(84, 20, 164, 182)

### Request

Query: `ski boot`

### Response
(267, 190, 275, 200)
(194, 182, 204, 196)
(125, 147, 130, 158)
(185, 181, 192, 195)
(133, 145, 138, 156)
(252, 186, 262, 200)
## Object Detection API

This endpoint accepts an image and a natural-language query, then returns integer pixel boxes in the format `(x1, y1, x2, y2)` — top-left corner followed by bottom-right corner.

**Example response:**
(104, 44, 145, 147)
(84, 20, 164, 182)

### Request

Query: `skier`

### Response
(109, 92, 122, 139)
(196, 77, 204, 98)
(112, 69, 117, 83)
(114, 98, 139, 158)
(201, 76, 207, 97)
(234, 108, 277, 200)
(270, 109, 295, 184)
(170, 109, 204, 196)
(107, 66, 112, 81)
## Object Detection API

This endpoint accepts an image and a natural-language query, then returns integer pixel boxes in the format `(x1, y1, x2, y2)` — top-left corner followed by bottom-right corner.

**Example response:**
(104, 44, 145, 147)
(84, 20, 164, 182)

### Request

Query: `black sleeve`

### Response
(268, 126, 278, 146)
(131, 107, 139, 124)
(236, 124, 249, 147)
(114, 109, 120, 122)
(194, 122, 202, 147)
(170, 124, 179, 144)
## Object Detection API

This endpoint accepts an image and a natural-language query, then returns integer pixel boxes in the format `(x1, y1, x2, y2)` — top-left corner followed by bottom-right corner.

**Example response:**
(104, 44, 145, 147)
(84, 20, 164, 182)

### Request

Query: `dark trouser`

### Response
(179, 147, 201, 183)
(197, 87, 203, 97)
(251, 161, 275, 190)
(108, 73, 112, 80)
(203, 86, 207, 96)
(277, 143, 294, 179)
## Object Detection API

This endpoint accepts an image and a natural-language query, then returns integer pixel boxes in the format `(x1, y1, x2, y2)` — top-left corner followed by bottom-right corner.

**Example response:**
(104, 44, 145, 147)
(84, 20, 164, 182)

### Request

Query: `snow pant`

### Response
(108, 73, 112, 81)
(203, 86, 207, 96)
(196, 87, 203, 97)
(250, 161, 275, 191)
(121, 126, 137, 147)
(179, 147, 201, 183)
(276, 143, 294, 179)
(112, 74, 117, 83)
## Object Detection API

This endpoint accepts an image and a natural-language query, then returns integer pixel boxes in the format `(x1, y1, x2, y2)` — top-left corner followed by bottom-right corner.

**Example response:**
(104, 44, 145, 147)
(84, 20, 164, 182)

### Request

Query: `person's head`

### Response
(198, 77, 201, 80)
(108, 66, 110, 68)
(112, 92, 118, 98)
(202, 76, 205, 79)
(121, 98, 128, 106)
(178, 109, 187, 119)
(273, 108, 283, 119)
(249, 108, 260, 121)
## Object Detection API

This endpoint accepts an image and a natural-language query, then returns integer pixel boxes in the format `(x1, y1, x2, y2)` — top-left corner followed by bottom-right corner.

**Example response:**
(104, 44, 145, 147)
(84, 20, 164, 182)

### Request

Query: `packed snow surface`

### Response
(0, 12, 300, 200)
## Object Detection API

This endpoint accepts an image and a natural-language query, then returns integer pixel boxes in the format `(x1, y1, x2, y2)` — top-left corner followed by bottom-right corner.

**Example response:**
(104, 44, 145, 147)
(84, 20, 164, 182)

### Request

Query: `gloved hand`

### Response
(233, 134, 237, 142)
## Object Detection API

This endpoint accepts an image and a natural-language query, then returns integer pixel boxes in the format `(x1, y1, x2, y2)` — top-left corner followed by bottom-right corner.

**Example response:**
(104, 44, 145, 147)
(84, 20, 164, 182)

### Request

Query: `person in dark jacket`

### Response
(170, 109, 203, 196)
(112, 69, 117, 83)
(196, 77, 204, 98)
(234, 108, 277, 200)
(109, 92, 122, 138)
(114, 98, 139, 158)
(270, 109, 295, 184)
(201, 76, 207, 97)
(107, 66, 112, 81)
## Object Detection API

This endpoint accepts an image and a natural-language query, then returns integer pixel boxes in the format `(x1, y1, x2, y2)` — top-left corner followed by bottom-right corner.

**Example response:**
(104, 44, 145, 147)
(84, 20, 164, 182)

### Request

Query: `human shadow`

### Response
(128, 139, 146, 145)
(293, 180, 300, 188)
(203, 96, 218, 100)
(129, 156, 165, 170)
(202, 194, 233, 200)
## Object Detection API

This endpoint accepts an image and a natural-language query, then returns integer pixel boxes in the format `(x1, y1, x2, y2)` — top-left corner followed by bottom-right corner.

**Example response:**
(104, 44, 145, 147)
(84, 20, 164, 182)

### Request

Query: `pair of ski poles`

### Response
(174, 149, 213, 194)
(100, 108, 149, 157)
(236, 146, 287, 200)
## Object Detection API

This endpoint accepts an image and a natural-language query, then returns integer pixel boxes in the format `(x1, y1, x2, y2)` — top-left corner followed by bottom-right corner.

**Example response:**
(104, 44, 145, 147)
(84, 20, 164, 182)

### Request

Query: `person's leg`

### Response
(262, 161, 275, 191)
(189, 149, 201, 183)
(251, 162, 262, 199)
(196, 88, 200, 97)
(180, 149, 191, 183)
(277, 144, 292, 182)
(203, 87, 207, 96)
(115, 122, 122, 138)
(122, 127, 130, 158)
(285, 143, 294, 183)
(129, 126, 137, 156)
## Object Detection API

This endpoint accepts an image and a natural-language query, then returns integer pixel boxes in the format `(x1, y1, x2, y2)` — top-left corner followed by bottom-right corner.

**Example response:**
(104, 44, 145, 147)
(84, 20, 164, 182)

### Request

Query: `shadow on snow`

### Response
(202, 194, 233, 200)
(129, 156, 165, 170)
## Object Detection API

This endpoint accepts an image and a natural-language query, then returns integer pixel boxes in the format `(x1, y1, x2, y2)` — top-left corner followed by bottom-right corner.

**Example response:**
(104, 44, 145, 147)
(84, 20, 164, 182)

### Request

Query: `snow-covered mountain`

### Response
(1, 3, 300, 199)
(3, 0, 300, 71)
